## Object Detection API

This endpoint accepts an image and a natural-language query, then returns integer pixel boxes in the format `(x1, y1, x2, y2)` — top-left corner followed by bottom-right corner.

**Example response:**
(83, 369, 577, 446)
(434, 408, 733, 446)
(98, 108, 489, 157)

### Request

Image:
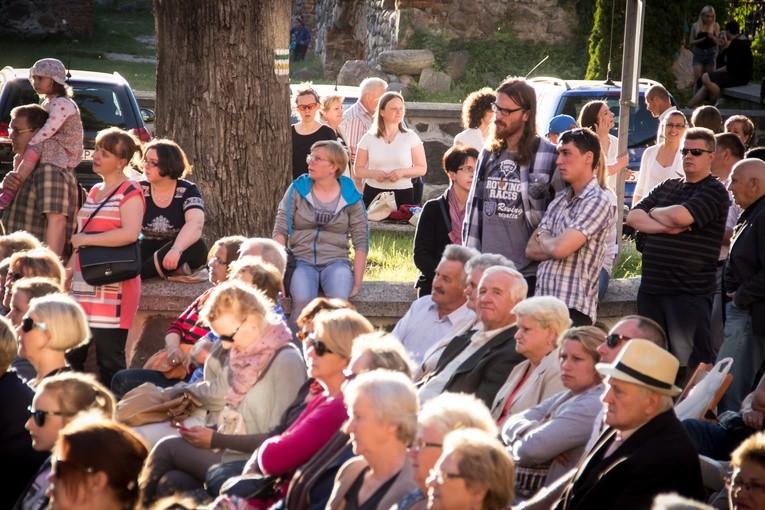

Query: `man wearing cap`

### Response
(552, 340, 704, 510)
(463, 77, 565, 293)
(546, 114, 577, 145)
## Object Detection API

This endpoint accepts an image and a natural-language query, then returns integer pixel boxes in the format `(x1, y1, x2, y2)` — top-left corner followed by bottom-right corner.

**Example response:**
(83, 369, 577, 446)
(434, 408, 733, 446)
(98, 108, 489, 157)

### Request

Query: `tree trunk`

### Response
(153, 0, 292, 242)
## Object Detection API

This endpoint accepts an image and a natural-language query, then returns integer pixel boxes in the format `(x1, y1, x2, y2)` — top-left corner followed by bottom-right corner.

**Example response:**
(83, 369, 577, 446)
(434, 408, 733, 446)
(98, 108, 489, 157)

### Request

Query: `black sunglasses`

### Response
(218, 320, 244, 343)
(606, 333, 632, 348)
(21, 316, 48, 334)
(681, 148, 713, 157)
(306, 334, 334, 357)
(7, 272, 23, 281)
(28, 406, 67, 427)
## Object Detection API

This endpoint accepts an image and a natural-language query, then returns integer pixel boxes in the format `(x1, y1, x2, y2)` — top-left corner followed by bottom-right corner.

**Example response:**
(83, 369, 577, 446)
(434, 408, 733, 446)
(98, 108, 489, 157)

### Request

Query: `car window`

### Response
(74, 85, 128, 131)
(559, 94, 658, 148)
(0, 80, 39, 122)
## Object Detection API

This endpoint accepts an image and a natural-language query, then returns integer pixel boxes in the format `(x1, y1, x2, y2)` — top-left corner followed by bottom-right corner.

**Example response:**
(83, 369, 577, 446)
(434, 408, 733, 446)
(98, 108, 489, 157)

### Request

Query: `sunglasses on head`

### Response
(28, 406, 66, 427)
(306, 333, 334, 356)
(606, 333, 632, 348)
(21, 316, 48, 333)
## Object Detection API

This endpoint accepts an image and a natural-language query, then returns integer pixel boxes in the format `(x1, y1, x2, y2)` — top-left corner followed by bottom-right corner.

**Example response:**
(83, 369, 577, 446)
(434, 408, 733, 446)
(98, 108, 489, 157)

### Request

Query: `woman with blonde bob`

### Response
(328, 370, 420, 510)
(230, 256, 283, 303)
(426, 428, 515, 510)
(502, 326, 606, 502)
(19, 294, 90, 388)
(491, 296, 571, 422)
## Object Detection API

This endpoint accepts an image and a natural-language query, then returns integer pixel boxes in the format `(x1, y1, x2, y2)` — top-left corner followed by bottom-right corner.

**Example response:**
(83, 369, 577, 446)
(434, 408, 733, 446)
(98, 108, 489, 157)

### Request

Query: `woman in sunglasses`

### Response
(274, 139, 368, 334)
(139, 280, 306, 505)
(16, 293, 90, 389)
(292, 84, 338, 180)
(501, 326, 605, 503)
(14, 371, 115, 510)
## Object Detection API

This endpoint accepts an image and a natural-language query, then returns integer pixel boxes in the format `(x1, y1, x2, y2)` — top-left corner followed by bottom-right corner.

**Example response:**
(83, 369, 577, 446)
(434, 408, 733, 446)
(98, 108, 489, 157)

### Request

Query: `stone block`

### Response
(336, 60, 389, 86)
(419, 68, 452, 94)
(399, 74, 415, 87)
(443, 50, 470, 80)
(378, 49, 435, 75)
(423, 140, 451, 185)
(387, 82, 410, 98)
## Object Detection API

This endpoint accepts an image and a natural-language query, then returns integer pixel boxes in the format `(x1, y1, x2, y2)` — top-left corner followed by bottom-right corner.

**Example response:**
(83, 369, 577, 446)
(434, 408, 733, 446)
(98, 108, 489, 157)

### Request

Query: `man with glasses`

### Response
(3, 104, 78, 260)
(526, 128, 612, 326)
(463, 77, 564, 293)
(627, 127, 729, 382)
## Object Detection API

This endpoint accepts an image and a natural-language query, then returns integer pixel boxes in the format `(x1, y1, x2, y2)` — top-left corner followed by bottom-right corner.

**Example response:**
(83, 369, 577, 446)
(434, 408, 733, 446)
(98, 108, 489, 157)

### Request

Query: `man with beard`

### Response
(463, 77, 565, 292)
(392, 245, 478, 364)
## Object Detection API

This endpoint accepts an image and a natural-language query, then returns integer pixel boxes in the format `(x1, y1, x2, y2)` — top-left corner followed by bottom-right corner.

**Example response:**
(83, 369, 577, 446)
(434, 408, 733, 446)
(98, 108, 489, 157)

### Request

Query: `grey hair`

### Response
(239, 238, 287, 275)
(359, 77, 387, 97)
(479, 266, 528, 303)
(418, 392, 498, 438)
(465, 252, 516, 274)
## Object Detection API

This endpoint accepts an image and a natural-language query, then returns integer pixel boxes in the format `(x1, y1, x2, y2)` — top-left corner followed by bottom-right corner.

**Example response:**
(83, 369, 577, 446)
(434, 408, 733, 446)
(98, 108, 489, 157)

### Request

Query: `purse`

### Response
(367, 191, 397, 221)
(115, 382, 203, 427)
(142, 343, 195, 380)
(77, 183, 142, 286)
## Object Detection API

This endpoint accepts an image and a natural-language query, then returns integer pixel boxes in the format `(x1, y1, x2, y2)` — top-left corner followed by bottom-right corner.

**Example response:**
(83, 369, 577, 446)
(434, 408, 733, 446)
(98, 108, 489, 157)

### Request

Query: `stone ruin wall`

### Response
(293, 0, 574, 79)
(0, 0, 94, 38)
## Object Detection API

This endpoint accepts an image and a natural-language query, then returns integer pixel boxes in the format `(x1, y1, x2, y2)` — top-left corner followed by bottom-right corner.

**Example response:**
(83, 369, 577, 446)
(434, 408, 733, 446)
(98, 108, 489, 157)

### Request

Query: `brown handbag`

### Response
(142, 343, 195, 380)
(115, 382, 203, 427)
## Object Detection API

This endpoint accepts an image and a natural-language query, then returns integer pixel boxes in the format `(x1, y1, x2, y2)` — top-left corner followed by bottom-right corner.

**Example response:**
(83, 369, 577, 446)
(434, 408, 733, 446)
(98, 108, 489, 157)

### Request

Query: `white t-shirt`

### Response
(357, 130, 423, 190)
(633, 144, 684, 202)
(605, 133, 620, 192)
(454, 128, 484, 151)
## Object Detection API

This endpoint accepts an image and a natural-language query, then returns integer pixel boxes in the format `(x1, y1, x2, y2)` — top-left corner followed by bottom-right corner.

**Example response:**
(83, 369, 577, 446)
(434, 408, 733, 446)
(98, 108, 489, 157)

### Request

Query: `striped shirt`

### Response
(536, 178, 612, 321)
(338, 100, 374, 166)
(634, 174, 728, 295)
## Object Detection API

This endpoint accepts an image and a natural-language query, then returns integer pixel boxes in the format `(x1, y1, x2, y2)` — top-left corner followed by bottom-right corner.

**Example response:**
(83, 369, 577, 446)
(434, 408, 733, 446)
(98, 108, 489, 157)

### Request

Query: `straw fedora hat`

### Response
(596, 339, 682, 396)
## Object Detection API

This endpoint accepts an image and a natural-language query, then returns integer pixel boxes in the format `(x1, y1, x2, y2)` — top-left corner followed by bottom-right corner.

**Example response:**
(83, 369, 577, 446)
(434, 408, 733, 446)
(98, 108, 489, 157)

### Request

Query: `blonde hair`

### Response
(9, 247, 65, 285)
(201, 279, 270, 325)
(442, 428, 515, 510)
(512, 296, 572, 346)
(310, 140, 348, 178)
(350, 331, 416, 378)
(698, 5, 715, 25)
(230, 256, 283, 302)
(320, 94, 343, 119)
(36, 371, 116, 422)
(0, 230, 42, 259)
(313, 308, 373, 360)
(28, 294, 90, 352)
(0, 315, 17, 372)
(419, 392, 498, 438)
(560, 326, 605, 364)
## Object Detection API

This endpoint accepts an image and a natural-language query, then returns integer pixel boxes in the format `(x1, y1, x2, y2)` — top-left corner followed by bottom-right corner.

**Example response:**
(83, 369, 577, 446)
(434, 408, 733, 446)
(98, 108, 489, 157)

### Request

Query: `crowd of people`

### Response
(1, 39, 764, 510)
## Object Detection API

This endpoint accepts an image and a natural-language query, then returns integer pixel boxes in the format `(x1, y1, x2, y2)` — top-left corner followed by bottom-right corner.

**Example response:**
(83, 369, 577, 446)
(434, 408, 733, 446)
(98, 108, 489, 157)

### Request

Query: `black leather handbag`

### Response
(77, 183, 141, 286)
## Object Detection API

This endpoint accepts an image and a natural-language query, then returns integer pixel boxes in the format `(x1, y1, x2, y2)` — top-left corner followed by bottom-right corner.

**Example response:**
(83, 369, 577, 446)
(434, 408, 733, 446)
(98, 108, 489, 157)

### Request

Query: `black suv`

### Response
(0, 66, 154, 189)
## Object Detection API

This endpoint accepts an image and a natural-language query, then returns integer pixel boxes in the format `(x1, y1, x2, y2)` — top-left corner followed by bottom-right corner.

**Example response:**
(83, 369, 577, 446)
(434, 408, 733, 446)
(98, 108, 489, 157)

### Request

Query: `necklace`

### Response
(152, 185, 175, 203)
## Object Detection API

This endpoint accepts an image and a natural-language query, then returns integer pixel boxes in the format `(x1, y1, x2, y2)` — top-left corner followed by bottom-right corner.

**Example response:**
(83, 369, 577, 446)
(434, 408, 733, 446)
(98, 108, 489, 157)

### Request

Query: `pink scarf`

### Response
(447, 188, 465, 244)
(226, 318, 293, 408)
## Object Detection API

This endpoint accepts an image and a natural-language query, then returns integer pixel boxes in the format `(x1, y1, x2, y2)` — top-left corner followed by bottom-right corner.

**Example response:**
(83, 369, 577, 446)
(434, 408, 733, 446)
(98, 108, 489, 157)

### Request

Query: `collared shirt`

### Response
(338, 100, 373, 166)
(392, 296, 474, 364)
(417, 323, 513, 403)
(536, 177, 612, 322)
(416, 314, 479, 380)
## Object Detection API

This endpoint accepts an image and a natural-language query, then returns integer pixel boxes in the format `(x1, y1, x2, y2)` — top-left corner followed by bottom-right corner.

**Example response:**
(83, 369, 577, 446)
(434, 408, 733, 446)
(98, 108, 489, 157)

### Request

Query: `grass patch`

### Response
(364, 231, 419, 282)
(612, 237, 642, 279)
(2, 4, 156, 92)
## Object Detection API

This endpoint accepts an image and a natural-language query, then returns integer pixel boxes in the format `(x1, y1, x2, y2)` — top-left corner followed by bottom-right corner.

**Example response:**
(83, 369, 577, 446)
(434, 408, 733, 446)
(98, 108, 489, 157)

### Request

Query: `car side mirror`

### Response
(141, 108, 156, 123)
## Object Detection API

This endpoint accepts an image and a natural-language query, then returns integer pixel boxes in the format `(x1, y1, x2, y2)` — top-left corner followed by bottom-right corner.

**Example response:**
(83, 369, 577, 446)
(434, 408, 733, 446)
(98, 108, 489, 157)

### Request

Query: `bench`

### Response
(126, 277, 640, 368)
(722, 82, 762, 104)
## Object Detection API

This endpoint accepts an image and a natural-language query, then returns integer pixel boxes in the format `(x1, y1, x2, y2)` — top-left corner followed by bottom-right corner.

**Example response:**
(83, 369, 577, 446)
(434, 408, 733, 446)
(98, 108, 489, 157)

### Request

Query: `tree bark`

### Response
(153, 0, 292, 242)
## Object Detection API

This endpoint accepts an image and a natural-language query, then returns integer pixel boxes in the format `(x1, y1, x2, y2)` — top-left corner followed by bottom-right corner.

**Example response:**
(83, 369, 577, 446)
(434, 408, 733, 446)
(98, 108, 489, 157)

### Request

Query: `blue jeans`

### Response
(289, 259, 353, 330)
(682, 418, 752, 461)
(717, 304, 765, 414)
(111, 368, 184, 400)
(598, 268, 610, 301)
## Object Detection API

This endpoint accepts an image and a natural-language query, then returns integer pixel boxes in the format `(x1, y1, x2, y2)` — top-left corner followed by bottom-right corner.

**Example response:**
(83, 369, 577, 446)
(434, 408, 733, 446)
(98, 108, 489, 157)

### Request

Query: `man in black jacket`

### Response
(553, 340, 704, 510)
(717, 158, 765, 413)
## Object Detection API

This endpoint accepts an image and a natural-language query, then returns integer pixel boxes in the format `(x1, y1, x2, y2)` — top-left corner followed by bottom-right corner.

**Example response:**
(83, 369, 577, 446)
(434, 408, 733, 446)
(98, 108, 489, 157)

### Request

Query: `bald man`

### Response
(717, 159, 765, 413)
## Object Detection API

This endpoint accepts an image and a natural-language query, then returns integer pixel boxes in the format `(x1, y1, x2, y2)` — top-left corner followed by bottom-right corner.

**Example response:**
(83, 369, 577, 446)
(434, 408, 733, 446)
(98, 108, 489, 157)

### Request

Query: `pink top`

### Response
(28, 96, 84, 170)
(257, 392, 347, 475)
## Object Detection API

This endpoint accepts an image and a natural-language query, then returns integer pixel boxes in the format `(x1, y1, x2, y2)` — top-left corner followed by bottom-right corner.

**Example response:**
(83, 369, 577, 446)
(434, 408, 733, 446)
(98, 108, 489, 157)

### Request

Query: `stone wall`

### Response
(0, 0, 94, 38)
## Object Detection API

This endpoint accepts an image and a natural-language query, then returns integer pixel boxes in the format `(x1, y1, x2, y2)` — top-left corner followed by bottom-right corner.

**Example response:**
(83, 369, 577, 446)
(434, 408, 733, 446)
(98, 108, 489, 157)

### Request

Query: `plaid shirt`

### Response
(535, 178, 613, 321)
(3, 163, 78, 250)
(338, 100, 373, 166)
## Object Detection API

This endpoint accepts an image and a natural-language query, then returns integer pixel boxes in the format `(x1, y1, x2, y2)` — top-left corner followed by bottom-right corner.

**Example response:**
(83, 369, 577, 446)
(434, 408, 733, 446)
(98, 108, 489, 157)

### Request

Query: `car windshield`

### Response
(557, 94, 658, 148)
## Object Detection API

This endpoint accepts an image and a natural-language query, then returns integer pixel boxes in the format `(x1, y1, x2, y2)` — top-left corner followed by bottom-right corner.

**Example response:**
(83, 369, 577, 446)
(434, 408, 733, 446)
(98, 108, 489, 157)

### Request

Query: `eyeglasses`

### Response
(208, 256, 228, 266)
(410, 439, 444, 454)
(142, 158, 159, 168)
(306, 333, 334, 356)
(726, 476, 765, 494)
(306, 154, 331, 164)
(606, 333, 632, 348)
(664, 123, 686, 130)
(21, 316, 48, 334)
(491, 102, 524, 117)
(296, 103, 319, 112)
(218, 320, 245, 343)
(28, 406, 67, 427)
(456, 165, 476, 174)
(427, 468, 466, 485)
(8, 127, 35, 136)
(681, 148, 713, 157)
(51, 456, 95, 478)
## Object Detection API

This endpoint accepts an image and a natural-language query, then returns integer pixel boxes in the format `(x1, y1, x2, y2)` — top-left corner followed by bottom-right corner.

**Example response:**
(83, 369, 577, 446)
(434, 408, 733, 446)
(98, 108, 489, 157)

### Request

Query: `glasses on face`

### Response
(51, 456, 95, 478)
(208, 256, 228, 267)
(306, 154, 331, 164)
(142, 159, 159, 168)
(296, 103, 319, 112)
(8, 127, 35, 136)
(410, 439, 444, 454)
(21, 316, 48, 334)
(664, 122, 686, 130)
(491, 102, 524, 117)
(306, 333, 334, 356)
(28, 406, 67, 427)
(426, 468, 466, 485)
(606, 333, 632, 348)
(681, 148, 713, 157)
(726, 476, 765, 494)
(456, 165, 476, 174)
(218, 320, 245, 343)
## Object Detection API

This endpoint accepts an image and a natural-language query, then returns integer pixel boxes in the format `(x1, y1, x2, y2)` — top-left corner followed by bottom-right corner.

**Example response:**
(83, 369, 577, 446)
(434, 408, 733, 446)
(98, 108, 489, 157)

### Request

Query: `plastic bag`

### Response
(675, 357, 733, 421)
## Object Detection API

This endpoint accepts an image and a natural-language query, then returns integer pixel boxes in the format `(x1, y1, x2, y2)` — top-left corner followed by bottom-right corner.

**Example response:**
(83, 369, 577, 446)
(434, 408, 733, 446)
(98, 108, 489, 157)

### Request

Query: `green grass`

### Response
(2, 5, 157, 92)
(612, 237, 643, 279)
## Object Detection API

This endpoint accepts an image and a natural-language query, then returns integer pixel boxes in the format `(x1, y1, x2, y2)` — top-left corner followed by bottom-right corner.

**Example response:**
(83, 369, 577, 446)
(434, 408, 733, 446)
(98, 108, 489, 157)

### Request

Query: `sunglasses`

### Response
(681, 148, 713, 157)
(21, 316, 48, 333)
(296, 103, 319, 112)
(28, 406, 67, 427)
(306, 334, 334, 356)
(218, 320, 244, 343)
(606, 333, 632, 348)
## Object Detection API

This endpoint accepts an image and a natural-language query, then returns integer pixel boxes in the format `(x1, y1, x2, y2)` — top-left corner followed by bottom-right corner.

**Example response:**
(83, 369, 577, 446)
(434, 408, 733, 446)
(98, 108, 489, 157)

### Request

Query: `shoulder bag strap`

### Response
(79, 182, 124, 233)
(437, 194, 451, 231)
